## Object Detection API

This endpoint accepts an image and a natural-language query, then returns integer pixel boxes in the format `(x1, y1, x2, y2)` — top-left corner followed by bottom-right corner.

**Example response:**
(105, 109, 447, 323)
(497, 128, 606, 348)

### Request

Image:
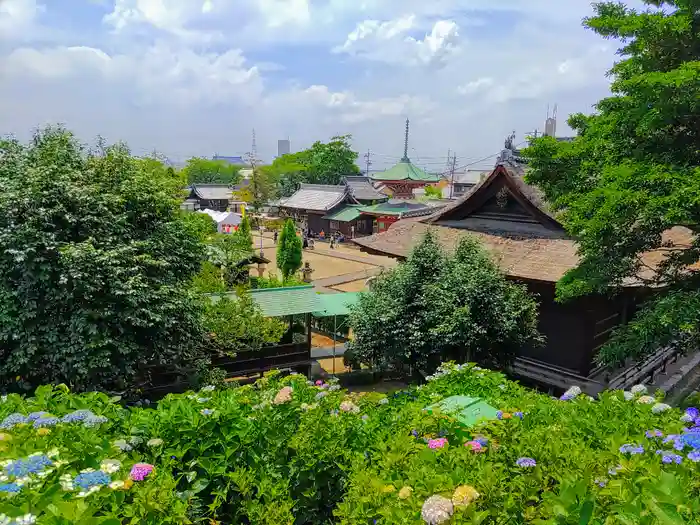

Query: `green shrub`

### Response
(2, 367, 700, 524)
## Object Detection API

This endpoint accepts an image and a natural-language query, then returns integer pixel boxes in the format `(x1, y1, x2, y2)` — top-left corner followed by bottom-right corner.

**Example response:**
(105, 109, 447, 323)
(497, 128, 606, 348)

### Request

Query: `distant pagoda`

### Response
(370, 119, 440, 199)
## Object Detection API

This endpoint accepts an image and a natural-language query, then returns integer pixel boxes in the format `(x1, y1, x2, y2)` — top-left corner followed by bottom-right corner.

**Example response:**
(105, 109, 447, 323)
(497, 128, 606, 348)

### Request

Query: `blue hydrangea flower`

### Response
(687, 450, 700, 462)
(496, 410, 504, 419)
(26, 412, 49, 422)
(619, 444, 645, 455)
(686, 407, 699, 419)
(83, 415, 108, 428)
(4, 455, 53, 477)
(645, 429, 663, 439)
(0, 413, 27, 429)
(61, 410, 95, 423)
(474, 437, 489, 446)
(514, 411, 524, 419)
(74, 471, 111, 491)
(594, 478, 607, 488)
(33, 417, 59, 428)
(0, 482, 21, 493)
(680, 432, 700, 449)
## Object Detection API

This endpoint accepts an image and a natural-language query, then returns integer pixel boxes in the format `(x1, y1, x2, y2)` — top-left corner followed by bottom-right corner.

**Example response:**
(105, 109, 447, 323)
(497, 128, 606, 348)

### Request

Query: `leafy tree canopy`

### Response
(523, 1, 700, 366)
(347, 232, 542, 374)
(184, 157, 243, 185)
(265, 135, 361, 197)
(0, 127, 207, 392)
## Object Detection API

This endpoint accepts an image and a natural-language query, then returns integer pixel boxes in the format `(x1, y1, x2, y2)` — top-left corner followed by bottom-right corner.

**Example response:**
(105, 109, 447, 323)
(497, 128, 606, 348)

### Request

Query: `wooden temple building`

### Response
(353, 144, 694, 393)
(279, 176, 444, 236)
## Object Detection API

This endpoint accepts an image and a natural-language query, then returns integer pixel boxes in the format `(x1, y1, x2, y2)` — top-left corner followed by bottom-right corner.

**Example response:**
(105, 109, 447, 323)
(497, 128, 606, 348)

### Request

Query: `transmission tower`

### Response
(363, 149, 372, 175)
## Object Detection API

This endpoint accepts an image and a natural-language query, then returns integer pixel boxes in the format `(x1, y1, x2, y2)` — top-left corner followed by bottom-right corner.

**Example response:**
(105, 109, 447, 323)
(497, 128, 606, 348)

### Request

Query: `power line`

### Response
(450, 140, 528, 173)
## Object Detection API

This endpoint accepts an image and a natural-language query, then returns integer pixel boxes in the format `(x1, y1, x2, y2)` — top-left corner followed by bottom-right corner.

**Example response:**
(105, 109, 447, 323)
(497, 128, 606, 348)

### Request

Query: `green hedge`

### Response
(1, 365, 700, 524)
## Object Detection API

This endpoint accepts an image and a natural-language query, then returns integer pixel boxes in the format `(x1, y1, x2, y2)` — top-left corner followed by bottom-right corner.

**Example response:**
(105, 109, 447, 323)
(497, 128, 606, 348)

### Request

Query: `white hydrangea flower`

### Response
(14, 514, 37, 525)
(651, 403, 671, 414)
(109, 480, 125, 490)
(631, 384, 648, 395)
(421, 495, 454, 525)
(681, 413, 695, 423)
(0, 514, 10, 525)
(100, 459, 122, 474)
(378, 398, 389, 405)
(147, 438, 164, 447)
(637, 395, 655, 404)
(201, 385, 215, 392)
(623, 391, 634, 401)
(565, 386, 582, 397)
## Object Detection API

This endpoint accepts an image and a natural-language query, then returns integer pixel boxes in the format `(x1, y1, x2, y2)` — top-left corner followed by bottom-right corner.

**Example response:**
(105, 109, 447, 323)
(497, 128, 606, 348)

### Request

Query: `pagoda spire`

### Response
(401, 118, 410, 162)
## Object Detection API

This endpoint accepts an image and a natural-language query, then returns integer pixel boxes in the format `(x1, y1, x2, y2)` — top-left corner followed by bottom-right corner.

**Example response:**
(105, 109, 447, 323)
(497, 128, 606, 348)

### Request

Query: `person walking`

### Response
(273, 230, 278, 244)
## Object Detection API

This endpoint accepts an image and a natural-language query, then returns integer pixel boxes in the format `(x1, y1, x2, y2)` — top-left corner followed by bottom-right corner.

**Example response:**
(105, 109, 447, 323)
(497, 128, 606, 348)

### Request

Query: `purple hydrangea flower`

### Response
(686, 407, 699, 419)
(661, 453, 683, 464)
(514, 411, 524, 419)
(33, 416, 59, 428)
(645, 429, 663, 439)
(687, 450, 700, 462)
(0, 413, 27, 429)
(516, 457, 536, 468)
(496, 410, 504, 420)
(594, 478, 607, 488)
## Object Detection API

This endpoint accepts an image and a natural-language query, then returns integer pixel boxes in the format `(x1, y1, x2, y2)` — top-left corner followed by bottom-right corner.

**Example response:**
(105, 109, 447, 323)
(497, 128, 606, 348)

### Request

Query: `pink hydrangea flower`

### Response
(129, 463, 154, 481)
(428, 438, 448, 449)
(464, 440, 483, 452)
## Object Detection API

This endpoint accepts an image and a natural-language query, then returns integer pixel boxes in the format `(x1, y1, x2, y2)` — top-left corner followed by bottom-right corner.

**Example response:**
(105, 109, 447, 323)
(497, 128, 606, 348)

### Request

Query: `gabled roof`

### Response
(344, 176, 388, 202)
(370, 160, 441, 183)
(359, 200, 436, 217)
(426, 164, 559, 228)
(191, 184, 232, 200)
(280, 184, 347, 212)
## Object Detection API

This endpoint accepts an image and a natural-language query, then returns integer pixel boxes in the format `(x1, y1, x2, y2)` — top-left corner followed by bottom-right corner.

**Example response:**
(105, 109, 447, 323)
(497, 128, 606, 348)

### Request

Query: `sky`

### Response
(0, 0, 638, 171)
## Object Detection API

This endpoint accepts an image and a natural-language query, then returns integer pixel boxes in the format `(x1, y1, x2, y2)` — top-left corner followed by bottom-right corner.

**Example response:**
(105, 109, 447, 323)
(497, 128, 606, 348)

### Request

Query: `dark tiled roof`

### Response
(344, 176, 387, 202)
(280, 184, 347, 211)
(191, 184, 232, 200)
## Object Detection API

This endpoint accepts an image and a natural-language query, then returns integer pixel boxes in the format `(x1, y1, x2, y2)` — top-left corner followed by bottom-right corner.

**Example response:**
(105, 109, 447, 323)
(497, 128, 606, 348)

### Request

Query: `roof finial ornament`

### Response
(401, 118, 410, 162)
(504, 130, 516, 151)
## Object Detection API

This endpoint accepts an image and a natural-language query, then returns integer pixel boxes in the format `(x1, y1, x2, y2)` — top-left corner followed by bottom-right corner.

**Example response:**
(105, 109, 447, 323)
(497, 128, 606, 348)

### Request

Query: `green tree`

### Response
(265, 136, 361, 196)
(424, 185, 442, 199)
(277, 219, 303, 279)
(522, 1, 700, 366)
(347, 232, 542, 374)
(237, 215, 253, 252)
(180, 211, 217, 242)
(0, 127, 207, 392)
(184, 157, 243, 185)
(205, 232, 254, 288)
(203, 292, 286, 354)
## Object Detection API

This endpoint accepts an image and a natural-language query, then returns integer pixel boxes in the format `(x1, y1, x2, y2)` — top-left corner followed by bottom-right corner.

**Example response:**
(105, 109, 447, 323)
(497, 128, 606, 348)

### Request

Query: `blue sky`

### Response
(0, 0, 641, 170)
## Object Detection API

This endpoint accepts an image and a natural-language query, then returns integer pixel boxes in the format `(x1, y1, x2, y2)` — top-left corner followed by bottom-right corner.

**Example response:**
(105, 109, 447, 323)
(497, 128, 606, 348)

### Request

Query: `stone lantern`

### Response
(301, 262, 314, 283)
(257, 262, 267, 278)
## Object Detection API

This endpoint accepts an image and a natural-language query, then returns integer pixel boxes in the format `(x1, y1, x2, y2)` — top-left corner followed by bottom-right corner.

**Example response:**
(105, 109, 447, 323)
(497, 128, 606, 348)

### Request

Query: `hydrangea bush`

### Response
(2, 367, 700, 524)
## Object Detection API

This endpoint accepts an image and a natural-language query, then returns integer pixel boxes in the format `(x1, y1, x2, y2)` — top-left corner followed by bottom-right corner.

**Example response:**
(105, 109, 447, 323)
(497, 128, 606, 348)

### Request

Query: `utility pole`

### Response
(363, 149, 372, 176)
(448, 153, 457, 200)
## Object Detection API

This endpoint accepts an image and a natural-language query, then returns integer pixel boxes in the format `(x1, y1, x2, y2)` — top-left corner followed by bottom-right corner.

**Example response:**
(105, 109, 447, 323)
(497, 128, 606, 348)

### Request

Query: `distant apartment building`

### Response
(277, 139, 291, 157)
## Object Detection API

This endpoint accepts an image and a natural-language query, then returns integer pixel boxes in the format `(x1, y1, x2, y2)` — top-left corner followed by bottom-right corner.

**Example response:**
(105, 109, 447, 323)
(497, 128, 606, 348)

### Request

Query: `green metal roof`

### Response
(313, 292, 361, 317)
(359, 201, 433, 217)
(370, 160, 441, 182)
(249, 285, 321, 317)
(322, 205, 363, 222)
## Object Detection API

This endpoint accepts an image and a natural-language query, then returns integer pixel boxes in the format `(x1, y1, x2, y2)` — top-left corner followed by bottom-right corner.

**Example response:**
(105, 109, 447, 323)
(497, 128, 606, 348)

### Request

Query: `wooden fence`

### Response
(139, 342, 311, 399)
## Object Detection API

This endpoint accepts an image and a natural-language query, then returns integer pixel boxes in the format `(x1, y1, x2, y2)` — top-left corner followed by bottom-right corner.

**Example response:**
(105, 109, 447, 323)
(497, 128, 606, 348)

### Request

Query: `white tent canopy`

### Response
(198, 209, 242, 233)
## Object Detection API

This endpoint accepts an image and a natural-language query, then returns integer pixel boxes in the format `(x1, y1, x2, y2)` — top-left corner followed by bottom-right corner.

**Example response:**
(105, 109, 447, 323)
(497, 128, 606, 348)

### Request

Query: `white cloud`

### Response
(2, 43, 262, 106)
(0, 0, 42, 39)
(334, 15, 460, 67)
(0, 0, 636, 166)
(295, 85, 434, 124)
